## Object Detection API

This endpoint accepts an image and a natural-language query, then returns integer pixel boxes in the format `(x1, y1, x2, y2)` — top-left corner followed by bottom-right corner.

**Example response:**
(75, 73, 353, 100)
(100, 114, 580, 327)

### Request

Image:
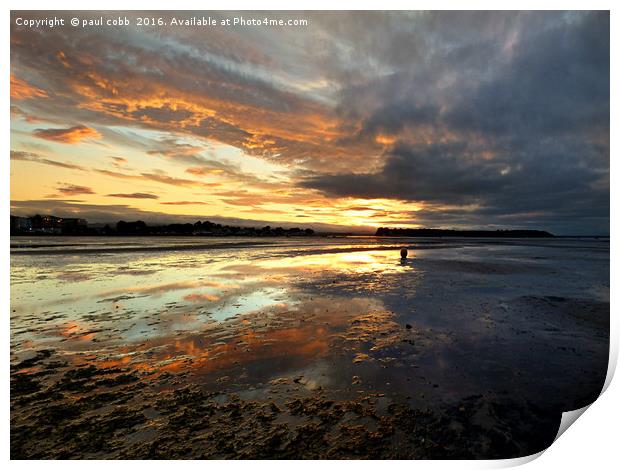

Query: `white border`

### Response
(3, 1, 617, 468)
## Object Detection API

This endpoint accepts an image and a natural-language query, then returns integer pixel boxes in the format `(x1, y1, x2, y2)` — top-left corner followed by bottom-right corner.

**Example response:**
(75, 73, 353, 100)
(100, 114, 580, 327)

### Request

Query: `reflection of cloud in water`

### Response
(10, 237, 611, 461)
(101, 279, 239, 298)
(209, 287, 292, 321)
(57, 321, 97, 342)
(183, 293, 220, 303)
(11, 247, 422, 361)
(72, 296, 395, 385)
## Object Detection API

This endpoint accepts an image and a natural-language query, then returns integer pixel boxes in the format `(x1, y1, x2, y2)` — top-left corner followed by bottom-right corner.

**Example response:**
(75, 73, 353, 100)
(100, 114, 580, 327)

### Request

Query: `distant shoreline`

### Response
(10, 214, 571, 239)
(375, 228, 555, 238)
(10, 232, 610, 240)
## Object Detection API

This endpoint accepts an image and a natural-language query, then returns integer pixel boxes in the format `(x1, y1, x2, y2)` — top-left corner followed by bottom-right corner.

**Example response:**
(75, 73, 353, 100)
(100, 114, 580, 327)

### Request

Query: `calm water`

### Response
(10, 236, 610, 458)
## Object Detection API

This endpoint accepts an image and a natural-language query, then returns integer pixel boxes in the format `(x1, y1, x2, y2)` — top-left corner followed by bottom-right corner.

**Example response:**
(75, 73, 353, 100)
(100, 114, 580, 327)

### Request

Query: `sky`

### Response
(10, 11, 610, 235)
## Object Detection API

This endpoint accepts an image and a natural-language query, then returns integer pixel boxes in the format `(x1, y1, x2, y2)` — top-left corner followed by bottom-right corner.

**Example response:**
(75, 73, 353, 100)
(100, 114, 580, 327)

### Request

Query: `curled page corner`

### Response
(494, 449, 546, 468)
(491, 405, 593, 469)
(554, 404, 591, 442)
(550, 341, 618, 448)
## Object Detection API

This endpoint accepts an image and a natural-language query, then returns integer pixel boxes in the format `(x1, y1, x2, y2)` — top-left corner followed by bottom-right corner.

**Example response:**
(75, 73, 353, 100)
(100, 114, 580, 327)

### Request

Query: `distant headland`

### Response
(375, 227, 554, 238)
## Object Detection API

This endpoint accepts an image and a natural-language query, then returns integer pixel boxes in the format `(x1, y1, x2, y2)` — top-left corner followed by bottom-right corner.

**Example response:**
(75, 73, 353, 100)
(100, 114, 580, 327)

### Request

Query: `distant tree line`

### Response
(111, 220, 315, 237)
(375, 227, 554, 238)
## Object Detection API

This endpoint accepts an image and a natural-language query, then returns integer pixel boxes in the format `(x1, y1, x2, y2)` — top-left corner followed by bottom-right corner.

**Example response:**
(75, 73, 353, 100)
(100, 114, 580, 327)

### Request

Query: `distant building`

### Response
(59, 217, 88, 235)
(10, 216, 33, 233)
(11, 215, 88, 235)
(30, 215, 62, 234)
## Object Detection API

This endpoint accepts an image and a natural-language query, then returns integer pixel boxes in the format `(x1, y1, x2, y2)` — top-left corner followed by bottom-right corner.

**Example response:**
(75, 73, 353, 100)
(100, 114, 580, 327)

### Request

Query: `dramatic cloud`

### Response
(301, 11, 609, 234)
(10, 11, 609, 234)
(33, 125, 101, 144)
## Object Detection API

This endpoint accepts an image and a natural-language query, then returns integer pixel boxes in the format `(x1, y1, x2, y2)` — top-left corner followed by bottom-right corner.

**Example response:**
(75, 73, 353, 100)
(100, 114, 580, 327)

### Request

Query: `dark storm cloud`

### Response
(341, 12, 609, 144)
(442, 13, 609, 138)
(302, 143, 502, 203)
(302, 136, 609, 235)
(302, 11, 609, 234)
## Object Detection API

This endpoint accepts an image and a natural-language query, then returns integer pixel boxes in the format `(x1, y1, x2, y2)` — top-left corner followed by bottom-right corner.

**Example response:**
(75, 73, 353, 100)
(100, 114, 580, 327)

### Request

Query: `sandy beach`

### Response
(9, 236, 609, 458)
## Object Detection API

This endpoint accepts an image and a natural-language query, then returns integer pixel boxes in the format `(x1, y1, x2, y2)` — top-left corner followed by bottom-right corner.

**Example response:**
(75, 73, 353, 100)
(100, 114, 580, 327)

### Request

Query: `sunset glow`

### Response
(10, 11, 609, 234)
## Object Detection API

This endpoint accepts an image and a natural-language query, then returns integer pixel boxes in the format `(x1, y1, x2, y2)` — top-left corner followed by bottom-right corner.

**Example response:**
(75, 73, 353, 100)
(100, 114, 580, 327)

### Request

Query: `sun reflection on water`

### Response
(11, 245, 415, 368)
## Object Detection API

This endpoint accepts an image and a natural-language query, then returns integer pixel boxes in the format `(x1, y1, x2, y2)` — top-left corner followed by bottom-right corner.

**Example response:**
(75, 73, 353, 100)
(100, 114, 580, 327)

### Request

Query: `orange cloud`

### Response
(37, 55, 375, 171)
(56, 51, 71, 69)
(33, 125, 101, 144)
(10, 74, 48, 100)
(10, 31, 389, 173)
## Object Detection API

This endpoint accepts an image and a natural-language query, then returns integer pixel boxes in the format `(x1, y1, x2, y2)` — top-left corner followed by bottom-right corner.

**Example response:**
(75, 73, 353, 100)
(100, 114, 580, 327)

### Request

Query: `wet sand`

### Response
(10, 237, 609, 459)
